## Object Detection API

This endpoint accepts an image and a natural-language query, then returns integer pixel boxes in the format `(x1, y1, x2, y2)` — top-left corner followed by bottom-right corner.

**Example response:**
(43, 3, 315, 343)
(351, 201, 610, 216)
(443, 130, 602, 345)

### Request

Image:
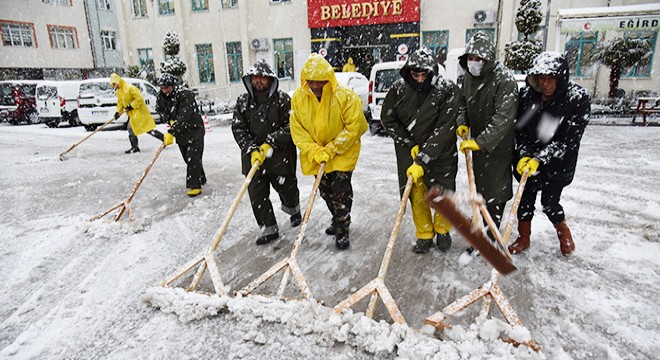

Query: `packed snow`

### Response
(0, 117, 658, 359)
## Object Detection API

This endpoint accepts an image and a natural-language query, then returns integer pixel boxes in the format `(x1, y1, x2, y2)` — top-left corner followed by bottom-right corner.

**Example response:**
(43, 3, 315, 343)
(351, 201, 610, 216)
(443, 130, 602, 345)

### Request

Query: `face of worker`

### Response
(251, 75, 272, 93)
(307, 80, 328, 98)
(111, 83, 118, 90)
(538, 75, 557, 101)
(410, 70, 429, 84)
(160, 85, 174, 95)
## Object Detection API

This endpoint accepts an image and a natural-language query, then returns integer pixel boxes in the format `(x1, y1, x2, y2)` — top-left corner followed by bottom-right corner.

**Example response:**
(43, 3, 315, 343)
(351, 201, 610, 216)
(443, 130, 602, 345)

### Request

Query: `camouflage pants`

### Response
(318, 171, 353, 231)
(248, 171, 300, 232)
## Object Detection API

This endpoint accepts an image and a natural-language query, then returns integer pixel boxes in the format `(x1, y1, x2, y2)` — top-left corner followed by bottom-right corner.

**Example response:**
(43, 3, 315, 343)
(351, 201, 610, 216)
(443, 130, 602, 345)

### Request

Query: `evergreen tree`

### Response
(160, 30, 187, 79)
(593, 37, 652, 98)
(505, 0, 543, 72)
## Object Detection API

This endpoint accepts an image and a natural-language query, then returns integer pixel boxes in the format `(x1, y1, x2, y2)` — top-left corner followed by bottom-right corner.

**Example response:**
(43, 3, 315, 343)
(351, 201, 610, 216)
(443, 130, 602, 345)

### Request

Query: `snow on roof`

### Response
(558, 4, 660, 18)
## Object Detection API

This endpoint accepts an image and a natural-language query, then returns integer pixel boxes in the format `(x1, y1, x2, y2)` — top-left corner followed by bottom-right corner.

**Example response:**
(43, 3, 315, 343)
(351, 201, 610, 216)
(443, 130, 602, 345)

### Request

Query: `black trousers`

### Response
(518, 182, 565, 224)
(127, 122, 164, 148)
(318, 171, 353, 231)
(247, 171, 300, 229)
(177, 137, 206, 189)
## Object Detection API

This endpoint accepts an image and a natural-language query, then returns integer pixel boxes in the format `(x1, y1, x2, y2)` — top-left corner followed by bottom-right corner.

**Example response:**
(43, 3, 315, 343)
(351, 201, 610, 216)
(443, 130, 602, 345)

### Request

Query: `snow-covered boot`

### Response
(554, 221, 575, 256)
(436, 232, 451, 252)
(508, 221, 531, 254)
(290, 213, 302, 227)
(335, 227, 350, 250)
(325, 224, 335, 235)
(412, 239, 432, 253)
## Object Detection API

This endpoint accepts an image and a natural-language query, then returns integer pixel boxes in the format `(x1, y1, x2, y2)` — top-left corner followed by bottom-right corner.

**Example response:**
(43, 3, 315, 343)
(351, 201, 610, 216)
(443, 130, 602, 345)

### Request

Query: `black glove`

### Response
(114, 112, 120, 120)
(125, 104, 133, 111)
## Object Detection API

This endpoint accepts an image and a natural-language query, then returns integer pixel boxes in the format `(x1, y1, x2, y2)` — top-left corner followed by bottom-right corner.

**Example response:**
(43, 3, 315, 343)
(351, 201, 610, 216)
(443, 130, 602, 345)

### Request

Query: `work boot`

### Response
(290, 213, 302, 227)
(256, 232, 279, 245)
(436, 232, 452, 252)
(325, 224, 336, 235)
(125, 147, 140, 154)
(187, 188, 202, 197)
(335, 228, 350, 250)
(508, 221, 531, 254)
(554, 221, 575, 256)
(412, 239, 432, 254)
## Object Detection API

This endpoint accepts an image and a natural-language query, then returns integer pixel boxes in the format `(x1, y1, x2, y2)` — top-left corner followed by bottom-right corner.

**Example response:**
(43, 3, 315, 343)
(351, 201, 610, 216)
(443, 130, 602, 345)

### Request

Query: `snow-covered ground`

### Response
(0, 119, 658, 360)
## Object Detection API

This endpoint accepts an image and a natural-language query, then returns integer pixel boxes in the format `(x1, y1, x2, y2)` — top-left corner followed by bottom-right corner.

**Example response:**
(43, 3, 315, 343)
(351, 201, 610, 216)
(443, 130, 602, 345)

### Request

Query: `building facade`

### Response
(84, 0, 125, 75)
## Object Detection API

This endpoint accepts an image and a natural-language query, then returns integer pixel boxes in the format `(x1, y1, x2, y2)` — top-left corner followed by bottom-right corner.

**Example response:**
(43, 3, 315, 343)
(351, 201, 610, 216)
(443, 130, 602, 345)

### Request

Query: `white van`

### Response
(36, 80, 82, 128)
(77, 77, 160, 131)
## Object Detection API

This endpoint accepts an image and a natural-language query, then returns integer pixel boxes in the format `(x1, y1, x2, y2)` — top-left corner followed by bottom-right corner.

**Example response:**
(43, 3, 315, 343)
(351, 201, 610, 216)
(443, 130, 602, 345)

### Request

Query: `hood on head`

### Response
(459, 31, 496, 73)
(109, 73, 126, 89)
(347, 57, 354, 65)
(400, 47, 439, 89)
(526, 51, 570, 97)
(300, 53, 338, 93)
(242, 59, 279, 98)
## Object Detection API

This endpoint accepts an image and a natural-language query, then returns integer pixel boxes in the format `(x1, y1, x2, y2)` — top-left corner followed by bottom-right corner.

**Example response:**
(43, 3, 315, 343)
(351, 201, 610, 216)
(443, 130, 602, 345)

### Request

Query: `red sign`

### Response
(307, 0, 420, 29)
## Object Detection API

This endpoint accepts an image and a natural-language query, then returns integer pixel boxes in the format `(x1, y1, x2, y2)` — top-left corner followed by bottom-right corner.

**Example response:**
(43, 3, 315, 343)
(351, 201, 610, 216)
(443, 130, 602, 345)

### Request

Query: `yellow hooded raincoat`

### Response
(290, 54, 368, 176)
(110, 73, 156, 136)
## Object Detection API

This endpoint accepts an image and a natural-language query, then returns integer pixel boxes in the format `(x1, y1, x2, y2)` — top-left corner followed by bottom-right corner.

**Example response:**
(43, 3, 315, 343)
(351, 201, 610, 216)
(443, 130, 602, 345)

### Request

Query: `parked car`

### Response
(334, 71, 369, 113)
(77, 77, 160, 132)
(0, 80, 41, 125)
(36, 80, 82, 128)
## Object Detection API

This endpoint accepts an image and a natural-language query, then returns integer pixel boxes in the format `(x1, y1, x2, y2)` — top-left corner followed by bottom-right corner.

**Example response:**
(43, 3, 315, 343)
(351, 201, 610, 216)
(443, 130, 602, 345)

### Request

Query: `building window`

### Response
(565, 31, 598, 77)
(226, 42, 243, 83)
(48, 25, 78, 49)
(196, 44, 215, 83)
(274, 38, 293, 79)
(221, 0, 238, 9)
(101, 30, 117, 50)
(132, 0, 148, 17)
(192, 0, 209, 11)
(271, 0, 290, 3)
(466, 28, 495, 44)
(42, 0, 71, 5)
(159, 0, 175, 15)
(622, 30, 657, 78)
(97, 0, 111, 10)
(423, 30, 449, 65)
(138, 48, 154, 69)
(1, 21, 36, 47)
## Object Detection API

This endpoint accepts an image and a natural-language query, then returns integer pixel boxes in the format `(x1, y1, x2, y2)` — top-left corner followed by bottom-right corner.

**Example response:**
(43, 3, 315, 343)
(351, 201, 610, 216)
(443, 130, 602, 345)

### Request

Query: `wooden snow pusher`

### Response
(89, 143, 165, 222)
(236, 163, 326, 300)
(158, 162, 260, 296)
(333, 176, 414, 325)
(59, 112, 124, 160)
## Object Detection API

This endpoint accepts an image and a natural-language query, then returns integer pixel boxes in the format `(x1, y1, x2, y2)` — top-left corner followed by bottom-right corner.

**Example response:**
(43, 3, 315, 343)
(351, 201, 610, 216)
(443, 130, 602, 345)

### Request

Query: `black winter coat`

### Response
(156, 87, 205, 143)
(515, 52, 591, 187)
(232, 60, 296, 176)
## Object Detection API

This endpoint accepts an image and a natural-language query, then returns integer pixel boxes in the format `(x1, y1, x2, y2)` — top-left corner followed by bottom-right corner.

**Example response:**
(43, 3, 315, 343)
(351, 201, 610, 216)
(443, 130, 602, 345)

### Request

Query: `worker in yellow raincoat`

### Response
(290, 54, 368, 250)
(109, 73, 162, 153)
(342, 57, 356, 72)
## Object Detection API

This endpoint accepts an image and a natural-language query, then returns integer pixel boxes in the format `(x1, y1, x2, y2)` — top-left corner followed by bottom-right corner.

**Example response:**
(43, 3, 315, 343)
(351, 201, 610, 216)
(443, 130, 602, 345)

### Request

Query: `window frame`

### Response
(132, 0, 148, 17)
(137, 48, 154, 69)
(97, 0, 111, 10)
(622, 30, 657, 78)
(422, 30, 449, 62)
(42, 0, 71, 6)
(100, 30, 117, 51)
(1, 21, 37, 48)
(564, 31, 598, 78)
(47, 25, 78, 49)
(196, 43, 216, 83)
(191, 0, 209, 11)
(270, 0, 291, 3)
(158, 0, 175, 15)
(221, 0, 238, 9)
(225, 41, 243, 83)
(273, 38, 294, 80)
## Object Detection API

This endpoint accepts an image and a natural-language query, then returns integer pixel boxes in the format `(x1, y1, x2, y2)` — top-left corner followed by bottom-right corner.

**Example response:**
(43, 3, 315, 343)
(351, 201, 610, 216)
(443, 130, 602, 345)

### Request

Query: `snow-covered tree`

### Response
(593, 37, 652, 98)
(125, 63, 156, 84)
(160, 30, 187, 79)
(504, 0, 543, 72)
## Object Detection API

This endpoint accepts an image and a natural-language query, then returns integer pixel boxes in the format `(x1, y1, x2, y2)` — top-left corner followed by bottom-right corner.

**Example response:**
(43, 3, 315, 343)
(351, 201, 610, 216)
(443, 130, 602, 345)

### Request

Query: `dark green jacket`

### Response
(457, 31, 519, 204)
(381, 48, 459, 192)
(156, 87, 205, 143)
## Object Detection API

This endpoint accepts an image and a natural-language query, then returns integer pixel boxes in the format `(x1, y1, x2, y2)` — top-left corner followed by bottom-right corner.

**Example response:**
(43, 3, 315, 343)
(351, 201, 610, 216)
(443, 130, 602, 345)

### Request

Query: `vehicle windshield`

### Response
(374, 69, 401, 93)
(79, 82, 115, 98)
(37, 86, 57, 99)
(0, 84, 14, 106)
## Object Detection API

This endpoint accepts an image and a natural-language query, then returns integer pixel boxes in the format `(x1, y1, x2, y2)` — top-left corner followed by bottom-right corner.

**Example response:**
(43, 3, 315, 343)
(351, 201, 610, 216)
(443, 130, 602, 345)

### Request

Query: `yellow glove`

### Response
(522, 158, 540, 176)
(410, 145, 420, 160)
(406, 163, 424, 182)
(313, 150, 331, 164)
(259, 143, 273, 159)
(325, 142, 338, 158)
(516, 157, 532, 175)
(459, 139, 480, 152)
(251, 150, 264, 167)
(169, 119, 175, 125)
(163, 132, 175, 146)
(456, 125, 469, 138)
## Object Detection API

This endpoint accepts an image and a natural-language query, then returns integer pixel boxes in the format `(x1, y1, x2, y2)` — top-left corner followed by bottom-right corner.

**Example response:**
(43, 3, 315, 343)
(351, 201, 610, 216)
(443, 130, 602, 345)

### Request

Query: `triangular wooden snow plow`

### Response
(89, 143, 165, 222)
(425, 171, 540, 351)
(236, 163, 325, 300)
(333, 176, 414, 325)
(158, 162, 260, 296)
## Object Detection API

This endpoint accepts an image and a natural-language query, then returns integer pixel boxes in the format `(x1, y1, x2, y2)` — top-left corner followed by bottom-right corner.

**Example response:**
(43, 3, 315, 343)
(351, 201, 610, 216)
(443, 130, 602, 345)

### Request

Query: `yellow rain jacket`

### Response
(110, 73, 156, 136)
(290, 54, 368, 176)
(342, 57, 356, 72)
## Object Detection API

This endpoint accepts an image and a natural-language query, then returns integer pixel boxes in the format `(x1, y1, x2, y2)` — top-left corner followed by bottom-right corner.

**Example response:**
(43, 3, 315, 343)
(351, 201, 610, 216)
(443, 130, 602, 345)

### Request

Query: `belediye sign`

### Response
(561, 15, 660, 33)
(307, 0, 420, 28)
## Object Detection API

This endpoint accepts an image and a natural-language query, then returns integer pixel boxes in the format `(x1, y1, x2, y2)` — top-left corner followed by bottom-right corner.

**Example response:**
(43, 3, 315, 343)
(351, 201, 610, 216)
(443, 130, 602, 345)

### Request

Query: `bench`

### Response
(631, 97, 660, 126)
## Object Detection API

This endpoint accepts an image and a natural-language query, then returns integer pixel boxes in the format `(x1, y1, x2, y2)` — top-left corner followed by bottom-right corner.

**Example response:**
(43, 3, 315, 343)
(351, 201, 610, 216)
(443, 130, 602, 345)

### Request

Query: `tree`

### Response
(593, 37, 652, 98)
(160, 30, 187, 80)
(125, 63, 156, 84)
(504, 0, 543, 72)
